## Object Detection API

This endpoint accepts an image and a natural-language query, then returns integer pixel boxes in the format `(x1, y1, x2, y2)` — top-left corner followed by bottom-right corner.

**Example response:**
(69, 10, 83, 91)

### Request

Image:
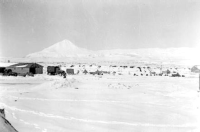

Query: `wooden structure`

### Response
(66, 69, 74, 75)
(6, 63, 43, 74)
(0, 67, 5, 73)
(47, 66, 60, 75)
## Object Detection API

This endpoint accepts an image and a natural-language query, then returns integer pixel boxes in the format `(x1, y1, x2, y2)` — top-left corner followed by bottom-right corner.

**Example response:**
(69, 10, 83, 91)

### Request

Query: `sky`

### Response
(0, 0, 200, 57)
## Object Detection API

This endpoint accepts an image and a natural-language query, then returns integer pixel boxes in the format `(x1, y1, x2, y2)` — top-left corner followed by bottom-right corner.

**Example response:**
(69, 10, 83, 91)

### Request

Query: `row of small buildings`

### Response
(0, 62, 199, 77)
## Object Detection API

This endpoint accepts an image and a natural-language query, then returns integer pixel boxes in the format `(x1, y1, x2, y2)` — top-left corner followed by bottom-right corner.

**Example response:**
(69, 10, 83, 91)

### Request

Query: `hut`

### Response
(0, 67, 5, 73)
(66, 69, 74, 75)
(191, 65, 200, 73)
(47, 66, 60, 75)
(83, 69, 88, 74)
(6, 63, 43, 74)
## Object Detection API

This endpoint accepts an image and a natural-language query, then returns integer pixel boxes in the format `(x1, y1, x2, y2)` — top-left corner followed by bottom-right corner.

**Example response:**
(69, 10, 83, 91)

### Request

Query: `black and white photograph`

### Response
(0, 0, 200, 132)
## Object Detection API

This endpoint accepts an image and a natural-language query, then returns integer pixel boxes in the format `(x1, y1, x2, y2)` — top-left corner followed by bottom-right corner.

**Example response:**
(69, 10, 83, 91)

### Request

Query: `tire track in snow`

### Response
(3, 95, 193, 110)
(3, 105, 48, 131)
(12, 112, 17, 119)
(4, 95, 189, 109)
(0, 102, 198, 128)
(18, 118, 46, 131)
(18, 119, 48, 131)
(5, 95, 126, 103)
(9, 109, 47, 131)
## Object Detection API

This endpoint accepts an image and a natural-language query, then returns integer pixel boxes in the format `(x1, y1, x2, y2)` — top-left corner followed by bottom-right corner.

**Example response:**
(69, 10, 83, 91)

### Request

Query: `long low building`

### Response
(6, 63, 43, 74)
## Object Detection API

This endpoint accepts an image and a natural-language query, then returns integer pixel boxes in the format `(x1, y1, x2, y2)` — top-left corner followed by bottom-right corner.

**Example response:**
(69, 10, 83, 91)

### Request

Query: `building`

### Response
(191, 65, 200, 73)
(66, 68, 74, 75)
(6, 63, 43, 74)
(0, 67, 5, 73)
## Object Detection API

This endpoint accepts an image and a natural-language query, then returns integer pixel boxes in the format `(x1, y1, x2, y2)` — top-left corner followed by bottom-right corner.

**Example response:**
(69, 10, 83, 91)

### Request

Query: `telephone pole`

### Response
(199, 72, 200, 92)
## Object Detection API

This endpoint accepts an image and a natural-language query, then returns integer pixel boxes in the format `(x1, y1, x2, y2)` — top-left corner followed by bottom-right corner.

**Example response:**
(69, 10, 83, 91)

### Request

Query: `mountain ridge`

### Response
(26, 39, 199, 65)
(26, 39, 91, 58)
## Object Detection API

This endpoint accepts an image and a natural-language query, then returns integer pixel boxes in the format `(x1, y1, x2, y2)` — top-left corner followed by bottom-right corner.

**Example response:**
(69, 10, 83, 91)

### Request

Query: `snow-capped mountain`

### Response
(26, 40, 91, 58)
(26, 39, 200, 65)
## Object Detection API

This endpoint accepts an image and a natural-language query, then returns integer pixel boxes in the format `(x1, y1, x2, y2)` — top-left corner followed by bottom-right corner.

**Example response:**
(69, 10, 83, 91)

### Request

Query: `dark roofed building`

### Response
(0, 67, 5, 73)
(6, 63, 43, 74)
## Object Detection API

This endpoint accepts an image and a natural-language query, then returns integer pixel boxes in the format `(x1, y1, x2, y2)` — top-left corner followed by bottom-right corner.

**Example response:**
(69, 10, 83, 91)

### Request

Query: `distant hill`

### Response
(26, 39, 92, 58)
(25, 39, 199, 65)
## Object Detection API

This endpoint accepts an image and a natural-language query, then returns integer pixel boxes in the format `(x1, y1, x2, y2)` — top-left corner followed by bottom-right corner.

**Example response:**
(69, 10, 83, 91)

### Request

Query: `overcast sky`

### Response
(0, 0, 200, 57)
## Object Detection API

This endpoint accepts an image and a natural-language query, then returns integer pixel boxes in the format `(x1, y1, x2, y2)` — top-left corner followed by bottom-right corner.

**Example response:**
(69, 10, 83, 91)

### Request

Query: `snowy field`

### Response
(0, 74, 200, 132)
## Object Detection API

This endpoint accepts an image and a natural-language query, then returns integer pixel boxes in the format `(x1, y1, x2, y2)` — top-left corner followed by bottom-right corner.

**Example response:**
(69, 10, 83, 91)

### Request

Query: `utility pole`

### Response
(199, 72, 200, 92)
(160, 62, 162, 74)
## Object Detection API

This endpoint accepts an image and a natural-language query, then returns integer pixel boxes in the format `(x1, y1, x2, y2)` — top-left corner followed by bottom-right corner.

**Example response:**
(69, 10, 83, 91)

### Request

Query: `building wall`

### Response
(6, 67, 30, 74)
(36, 67, 43, 74)
(0, 67, 5, 73)
(67, 69, 74, 74)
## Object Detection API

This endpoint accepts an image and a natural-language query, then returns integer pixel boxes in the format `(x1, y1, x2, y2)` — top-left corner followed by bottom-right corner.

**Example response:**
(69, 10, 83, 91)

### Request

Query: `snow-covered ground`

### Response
(0, 74, 200, 132)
